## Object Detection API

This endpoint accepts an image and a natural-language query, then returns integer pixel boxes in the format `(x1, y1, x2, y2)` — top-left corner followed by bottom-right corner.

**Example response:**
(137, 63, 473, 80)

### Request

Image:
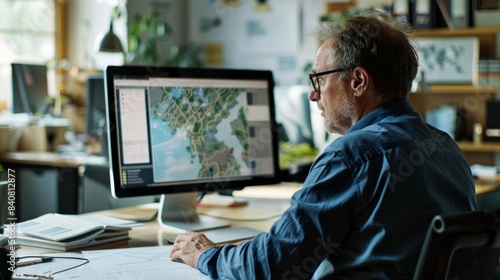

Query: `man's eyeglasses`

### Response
(309, 68, 345, 93)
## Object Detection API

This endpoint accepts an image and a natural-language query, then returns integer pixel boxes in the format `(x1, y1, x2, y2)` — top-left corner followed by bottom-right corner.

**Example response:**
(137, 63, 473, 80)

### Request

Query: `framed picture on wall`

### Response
(416, 37, 479, 84)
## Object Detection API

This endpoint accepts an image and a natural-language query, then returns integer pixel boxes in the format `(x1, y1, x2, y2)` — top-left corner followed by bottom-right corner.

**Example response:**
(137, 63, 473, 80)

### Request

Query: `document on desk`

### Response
(79, 245, 209, 280)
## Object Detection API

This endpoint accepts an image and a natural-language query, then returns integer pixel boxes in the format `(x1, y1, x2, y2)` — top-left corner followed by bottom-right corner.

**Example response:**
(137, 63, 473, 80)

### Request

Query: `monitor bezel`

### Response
(105, 65, 281, 198)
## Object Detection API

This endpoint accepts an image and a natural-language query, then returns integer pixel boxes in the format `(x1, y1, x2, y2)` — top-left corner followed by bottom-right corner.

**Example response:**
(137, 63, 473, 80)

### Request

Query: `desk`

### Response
(10, 195, 292, 279)
(0, 152, 107, 167)
(0, 149, 500, 221)
(475, 173, 500, 196)
(9, 180, 500, 278)
(0, 152, 107, 220)
(14, 186, 297, 257)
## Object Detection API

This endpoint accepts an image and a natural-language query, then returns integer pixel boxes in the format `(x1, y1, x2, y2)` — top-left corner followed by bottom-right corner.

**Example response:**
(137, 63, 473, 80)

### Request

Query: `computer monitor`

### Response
(11, 63, 50, 115)
(86, 75, 106, 137)
(86, 75, 109, 157)
(105, 65, 281, 231)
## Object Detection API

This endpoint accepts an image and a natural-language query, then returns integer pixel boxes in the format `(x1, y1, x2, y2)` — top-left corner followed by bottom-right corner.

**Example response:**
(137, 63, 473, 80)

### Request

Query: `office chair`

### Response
(413, 209, 500, 280)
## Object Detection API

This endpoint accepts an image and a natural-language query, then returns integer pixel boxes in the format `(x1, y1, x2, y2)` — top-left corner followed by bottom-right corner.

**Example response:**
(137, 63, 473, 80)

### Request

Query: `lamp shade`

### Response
(97, 21, 124, 53)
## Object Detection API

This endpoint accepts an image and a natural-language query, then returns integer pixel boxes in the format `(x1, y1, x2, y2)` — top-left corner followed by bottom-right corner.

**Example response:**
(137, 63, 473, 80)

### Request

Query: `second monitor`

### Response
(86, 75, 106, 137)
(86, 75, 108, 157)
(11, 63, 50, 115)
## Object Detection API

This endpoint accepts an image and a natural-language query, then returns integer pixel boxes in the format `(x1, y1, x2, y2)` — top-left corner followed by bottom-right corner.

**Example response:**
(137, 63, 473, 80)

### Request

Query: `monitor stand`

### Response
(157, 192, 229, 232)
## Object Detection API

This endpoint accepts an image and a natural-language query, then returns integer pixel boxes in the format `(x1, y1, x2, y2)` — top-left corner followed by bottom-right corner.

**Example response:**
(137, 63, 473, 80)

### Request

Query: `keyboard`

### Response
(202, 226, 263, 244)
(164, 226, 263, 245)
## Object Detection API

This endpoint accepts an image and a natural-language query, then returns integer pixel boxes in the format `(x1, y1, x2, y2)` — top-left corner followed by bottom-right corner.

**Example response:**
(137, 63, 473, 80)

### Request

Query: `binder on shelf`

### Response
(448, 0, 472, 27)
(393, 0, 412, 24)
(435, 0, 472, 28)
(436, 0, 453, 28)
(411, 0, 447, 29)
(412, 0, 434, 29)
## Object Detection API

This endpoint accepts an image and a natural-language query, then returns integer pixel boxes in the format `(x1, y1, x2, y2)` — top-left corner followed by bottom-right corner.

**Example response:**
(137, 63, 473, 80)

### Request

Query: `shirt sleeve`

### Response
(196, 153, 361, 279)
(197, 247, 221, 276)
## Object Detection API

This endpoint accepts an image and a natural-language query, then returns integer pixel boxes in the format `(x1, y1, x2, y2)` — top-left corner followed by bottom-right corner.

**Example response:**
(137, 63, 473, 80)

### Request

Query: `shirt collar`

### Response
(346, 99, 414, 134)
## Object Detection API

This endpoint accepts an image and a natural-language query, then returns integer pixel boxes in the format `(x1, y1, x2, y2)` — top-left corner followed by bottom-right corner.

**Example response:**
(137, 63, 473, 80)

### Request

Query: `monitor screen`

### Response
(11, 63, 50, 115)
(105, 65, 281, 231)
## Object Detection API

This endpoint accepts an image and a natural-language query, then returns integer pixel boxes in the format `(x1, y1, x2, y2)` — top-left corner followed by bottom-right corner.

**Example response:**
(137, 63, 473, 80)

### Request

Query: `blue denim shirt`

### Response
(197, 99, 477, 279)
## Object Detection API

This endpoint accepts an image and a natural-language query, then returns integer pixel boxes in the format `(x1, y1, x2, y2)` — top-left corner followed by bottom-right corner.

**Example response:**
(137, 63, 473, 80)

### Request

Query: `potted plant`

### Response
(127, 10, 202, 67)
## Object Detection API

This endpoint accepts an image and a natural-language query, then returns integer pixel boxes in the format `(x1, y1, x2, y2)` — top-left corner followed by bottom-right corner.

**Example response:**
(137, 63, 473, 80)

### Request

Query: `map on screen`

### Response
(149, 86, 252, 183)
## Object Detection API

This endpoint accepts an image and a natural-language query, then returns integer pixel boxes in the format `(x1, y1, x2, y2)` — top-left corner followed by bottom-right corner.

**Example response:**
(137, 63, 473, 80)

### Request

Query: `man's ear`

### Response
(350, 67, 369, 97)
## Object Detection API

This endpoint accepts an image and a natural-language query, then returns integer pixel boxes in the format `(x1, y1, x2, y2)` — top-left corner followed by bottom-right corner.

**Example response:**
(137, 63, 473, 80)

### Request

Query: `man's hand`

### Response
(169, 230, 217, 268)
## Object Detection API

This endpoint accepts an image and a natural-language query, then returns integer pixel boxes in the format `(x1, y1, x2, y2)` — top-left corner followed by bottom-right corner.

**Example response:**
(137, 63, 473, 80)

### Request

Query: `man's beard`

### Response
(324, 98, 356, 135)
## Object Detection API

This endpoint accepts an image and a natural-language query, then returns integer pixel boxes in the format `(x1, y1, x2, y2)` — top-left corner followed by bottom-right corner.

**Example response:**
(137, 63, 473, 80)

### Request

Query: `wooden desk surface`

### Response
(475, 173, 500, 196)
(0, 151, 107, 168)
(105, 197, 292, 247)
(14, 185, 298, 257)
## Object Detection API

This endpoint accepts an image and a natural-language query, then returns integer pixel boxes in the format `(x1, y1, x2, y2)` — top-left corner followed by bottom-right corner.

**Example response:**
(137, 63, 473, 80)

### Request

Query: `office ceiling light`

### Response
(97, 21, 124, 53)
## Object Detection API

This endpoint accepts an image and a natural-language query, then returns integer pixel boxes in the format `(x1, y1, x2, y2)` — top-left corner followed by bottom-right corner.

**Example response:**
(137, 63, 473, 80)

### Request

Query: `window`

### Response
(0, 0, 56, 109)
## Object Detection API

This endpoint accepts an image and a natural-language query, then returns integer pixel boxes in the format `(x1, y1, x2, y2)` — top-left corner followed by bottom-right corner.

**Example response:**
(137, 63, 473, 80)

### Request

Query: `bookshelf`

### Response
(410, 27, 500, 165)
(414, 27, 500, 57)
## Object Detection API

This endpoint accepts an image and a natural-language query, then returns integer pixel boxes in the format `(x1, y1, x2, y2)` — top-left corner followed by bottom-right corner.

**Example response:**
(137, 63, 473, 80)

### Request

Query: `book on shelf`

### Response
(2, 213, 144, 251)
(478, 58, 500, 87)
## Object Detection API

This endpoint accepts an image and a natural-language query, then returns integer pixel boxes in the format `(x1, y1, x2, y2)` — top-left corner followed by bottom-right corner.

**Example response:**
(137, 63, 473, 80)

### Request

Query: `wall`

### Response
(188, 0, 321, 86)
(186, 0, 393, 86)
(65, 0, 392, 75)
(67, 0, 128, 70)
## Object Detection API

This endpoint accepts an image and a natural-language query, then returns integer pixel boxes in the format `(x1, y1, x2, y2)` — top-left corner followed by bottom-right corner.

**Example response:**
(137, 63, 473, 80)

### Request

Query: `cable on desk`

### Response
(15, 255, 89, 279)
(197, 190, 208, 204)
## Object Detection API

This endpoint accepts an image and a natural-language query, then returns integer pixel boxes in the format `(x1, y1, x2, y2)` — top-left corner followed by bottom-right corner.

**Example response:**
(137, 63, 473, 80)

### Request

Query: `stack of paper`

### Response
(3, 213, 143, 251)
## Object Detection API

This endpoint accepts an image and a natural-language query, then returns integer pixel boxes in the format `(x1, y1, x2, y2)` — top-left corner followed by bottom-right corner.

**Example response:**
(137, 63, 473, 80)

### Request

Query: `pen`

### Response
(16, 257, 54, 267)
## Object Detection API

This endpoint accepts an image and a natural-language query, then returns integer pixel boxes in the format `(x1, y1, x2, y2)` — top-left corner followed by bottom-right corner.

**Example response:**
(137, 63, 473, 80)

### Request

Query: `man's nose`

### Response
(308, 86, 319, 102)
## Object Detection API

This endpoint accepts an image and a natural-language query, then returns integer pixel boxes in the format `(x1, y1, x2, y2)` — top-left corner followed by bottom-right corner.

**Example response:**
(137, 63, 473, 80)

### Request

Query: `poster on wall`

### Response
(416, 37, 479, 84)
(239, 0, 300, 54)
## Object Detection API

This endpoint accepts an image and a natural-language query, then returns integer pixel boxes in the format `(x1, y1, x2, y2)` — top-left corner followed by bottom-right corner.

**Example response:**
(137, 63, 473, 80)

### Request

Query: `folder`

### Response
(412, 0, 434, 29)
(393, 0, 412, 24)
(411, 0, 447, 29)
(448, 0, 472, 27)
(434, 0, 472, 28)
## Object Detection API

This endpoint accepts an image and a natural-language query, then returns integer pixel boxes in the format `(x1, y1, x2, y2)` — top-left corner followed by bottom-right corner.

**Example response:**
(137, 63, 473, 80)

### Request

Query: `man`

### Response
(170, 10, 477, 279)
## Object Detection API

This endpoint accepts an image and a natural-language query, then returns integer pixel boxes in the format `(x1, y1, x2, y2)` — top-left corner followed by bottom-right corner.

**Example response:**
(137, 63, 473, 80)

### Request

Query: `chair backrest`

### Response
(413, 209, 500, 280)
